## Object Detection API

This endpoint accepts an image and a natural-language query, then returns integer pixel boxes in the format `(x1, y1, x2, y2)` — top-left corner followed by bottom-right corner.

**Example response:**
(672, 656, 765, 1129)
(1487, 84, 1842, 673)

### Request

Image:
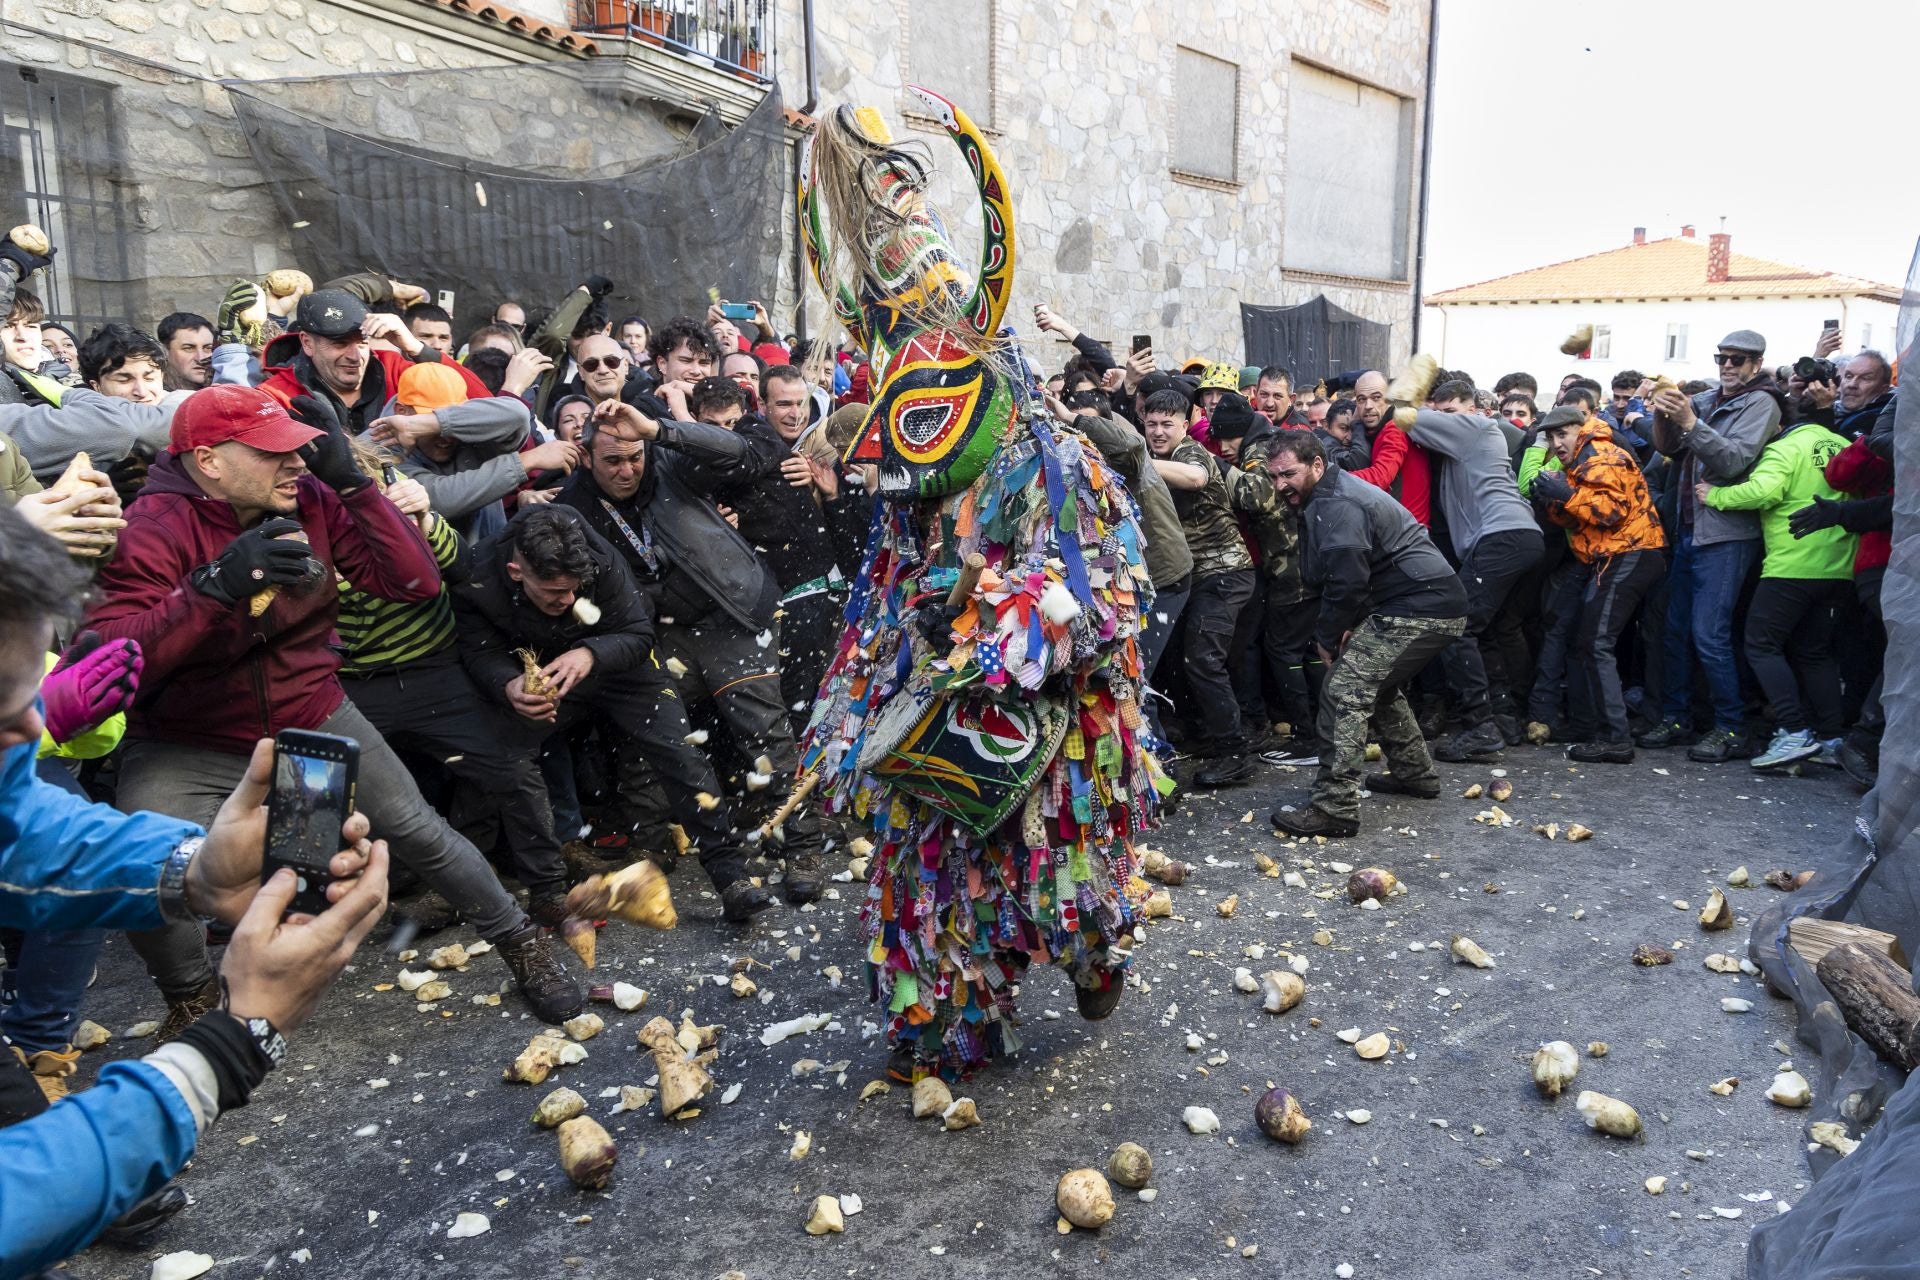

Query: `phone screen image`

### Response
(266, 732, 358, 914)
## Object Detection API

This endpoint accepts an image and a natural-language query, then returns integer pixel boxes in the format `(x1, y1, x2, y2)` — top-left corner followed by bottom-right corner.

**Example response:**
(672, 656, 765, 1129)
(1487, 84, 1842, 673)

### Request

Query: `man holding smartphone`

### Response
(85, 384, 585, 1030)
(0, 503, 389, 1274)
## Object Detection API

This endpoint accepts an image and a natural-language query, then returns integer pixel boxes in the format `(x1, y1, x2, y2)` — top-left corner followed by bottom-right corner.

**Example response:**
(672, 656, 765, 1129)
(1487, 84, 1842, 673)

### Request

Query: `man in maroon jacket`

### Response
(87, 384, 582, 1030)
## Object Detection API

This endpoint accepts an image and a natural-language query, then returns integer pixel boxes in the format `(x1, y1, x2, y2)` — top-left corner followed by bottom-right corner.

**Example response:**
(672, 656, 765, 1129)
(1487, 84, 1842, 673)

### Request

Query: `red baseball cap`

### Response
(170, 384, 325, 455)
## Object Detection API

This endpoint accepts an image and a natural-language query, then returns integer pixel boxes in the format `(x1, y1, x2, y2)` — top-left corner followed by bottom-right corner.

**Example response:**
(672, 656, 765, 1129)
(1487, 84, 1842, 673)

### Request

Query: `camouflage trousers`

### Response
(1311, 612, 1467, 821)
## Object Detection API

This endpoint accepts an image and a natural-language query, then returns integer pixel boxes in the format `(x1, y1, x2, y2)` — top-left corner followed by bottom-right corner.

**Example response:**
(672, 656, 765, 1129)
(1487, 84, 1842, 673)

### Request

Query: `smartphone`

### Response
(265, 729, 360, 916)
(436, 289, 456, 313)
(719, 301, 756, 321)
(1131, 333, 1152, 356)
(1823, 318, 1840, 333)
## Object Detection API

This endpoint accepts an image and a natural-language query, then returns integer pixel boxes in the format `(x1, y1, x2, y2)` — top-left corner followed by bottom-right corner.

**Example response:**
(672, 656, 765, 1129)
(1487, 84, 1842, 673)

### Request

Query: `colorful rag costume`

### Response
(798, 89, 1166, 1078)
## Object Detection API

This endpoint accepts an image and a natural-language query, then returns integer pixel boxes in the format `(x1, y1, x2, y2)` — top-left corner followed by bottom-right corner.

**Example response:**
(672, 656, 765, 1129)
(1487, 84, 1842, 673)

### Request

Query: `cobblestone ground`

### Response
(60, 746, 1857, 1280)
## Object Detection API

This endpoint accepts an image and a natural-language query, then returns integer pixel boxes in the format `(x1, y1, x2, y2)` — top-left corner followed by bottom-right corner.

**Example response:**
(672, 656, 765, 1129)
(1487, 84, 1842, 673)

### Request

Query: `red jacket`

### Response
(1352, 420, 1432, 526)
(257, 337, 491, 430)
(1824, 434, 1892, 572)
(86, 454, 442, 755)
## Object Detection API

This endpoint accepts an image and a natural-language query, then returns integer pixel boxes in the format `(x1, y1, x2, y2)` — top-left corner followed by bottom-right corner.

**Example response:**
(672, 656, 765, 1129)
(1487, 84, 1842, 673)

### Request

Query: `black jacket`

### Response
(715, 418, 871, 593)
(451, 504, 655, 703)
(556, 417, 780, 633)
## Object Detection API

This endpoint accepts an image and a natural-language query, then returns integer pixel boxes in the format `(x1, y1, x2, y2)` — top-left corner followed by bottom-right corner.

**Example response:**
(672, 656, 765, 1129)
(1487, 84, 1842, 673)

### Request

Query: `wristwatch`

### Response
(157, 836, 204, 924)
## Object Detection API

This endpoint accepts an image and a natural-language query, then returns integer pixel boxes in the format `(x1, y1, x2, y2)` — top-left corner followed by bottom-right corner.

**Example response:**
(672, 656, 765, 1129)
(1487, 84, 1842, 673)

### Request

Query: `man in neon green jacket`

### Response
(1698, 417, 1857, 769)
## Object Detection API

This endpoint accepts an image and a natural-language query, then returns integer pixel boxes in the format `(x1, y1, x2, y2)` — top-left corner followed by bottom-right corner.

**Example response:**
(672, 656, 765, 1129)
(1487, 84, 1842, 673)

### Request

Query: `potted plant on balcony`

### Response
(739, 25, 765, 76)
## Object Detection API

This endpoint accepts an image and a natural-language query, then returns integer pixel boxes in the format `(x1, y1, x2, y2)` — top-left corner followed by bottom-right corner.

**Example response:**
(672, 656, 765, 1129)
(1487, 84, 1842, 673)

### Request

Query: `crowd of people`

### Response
(0, 223, 1898, 1271)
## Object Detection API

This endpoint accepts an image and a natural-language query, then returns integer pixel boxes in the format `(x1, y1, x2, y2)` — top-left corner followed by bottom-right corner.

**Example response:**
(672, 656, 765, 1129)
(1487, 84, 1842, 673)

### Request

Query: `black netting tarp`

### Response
(1746, 235, 1920, 1277)
(1240, 294, 1390, 383)
(228, 61, 785, 335)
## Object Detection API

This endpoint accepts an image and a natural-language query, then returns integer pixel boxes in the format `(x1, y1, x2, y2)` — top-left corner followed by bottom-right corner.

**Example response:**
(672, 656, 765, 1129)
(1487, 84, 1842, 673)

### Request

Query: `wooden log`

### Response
(1815, 941, 1920, 1071)
(1789, 917, 1909, 970)
(946, 553, 987, 607)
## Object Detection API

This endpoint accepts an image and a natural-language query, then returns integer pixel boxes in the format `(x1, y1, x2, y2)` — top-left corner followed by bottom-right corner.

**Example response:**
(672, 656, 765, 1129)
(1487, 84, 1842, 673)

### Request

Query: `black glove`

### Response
(289, 395, 369, 493)
(583, 274, 614, 300)
(191, 518, 317, 605)
(1788, 496, 1844, 539)
(913, 599, 964, 655)
(0, 241, 54, 280)
(216, 279, 266, 349)
(1530, 469, 1573, 506)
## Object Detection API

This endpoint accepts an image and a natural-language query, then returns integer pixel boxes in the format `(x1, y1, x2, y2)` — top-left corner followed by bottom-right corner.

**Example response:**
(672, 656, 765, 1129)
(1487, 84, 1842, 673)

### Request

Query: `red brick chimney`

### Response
(1632, 226, 1646, 246)
(1707, 231, 1731, 283)
(1680, 224, 1696, 238)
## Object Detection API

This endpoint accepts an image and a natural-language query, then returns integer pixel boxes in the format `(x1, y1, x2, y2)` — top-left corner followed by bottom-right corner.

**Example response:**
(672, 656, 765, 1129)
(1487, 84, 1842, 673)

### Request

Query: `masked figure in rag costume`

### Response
(797, 89, 1168, 1082)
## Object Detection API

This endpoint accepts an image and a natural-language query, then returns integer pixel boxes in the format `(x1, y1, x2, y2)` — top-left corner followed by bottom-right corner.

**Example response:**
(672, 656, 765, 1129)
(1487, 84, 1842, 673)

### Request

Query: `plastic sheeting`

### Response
(228, 61, 787, 337)
(1746, 236, 1920, 1277)
(1239, 294, 1390, 384)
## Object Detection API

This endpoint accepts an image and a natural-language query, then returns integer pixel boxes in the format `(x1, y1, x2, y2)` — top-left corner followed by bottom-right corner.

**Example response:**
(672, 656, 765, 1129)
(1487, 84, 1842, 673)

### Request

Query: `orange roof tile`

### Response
(419, 0, 599, 53)
(1428, 236, 1900, 305)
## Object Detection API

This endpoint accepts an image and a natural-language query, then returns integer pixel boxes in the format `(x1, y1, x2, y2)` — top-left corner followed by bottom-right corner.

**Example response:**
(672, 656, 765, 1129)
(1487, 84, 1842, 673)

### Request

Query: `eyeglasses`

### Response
(578, 356, 625, 374)
(1711, 352, 1754, 367)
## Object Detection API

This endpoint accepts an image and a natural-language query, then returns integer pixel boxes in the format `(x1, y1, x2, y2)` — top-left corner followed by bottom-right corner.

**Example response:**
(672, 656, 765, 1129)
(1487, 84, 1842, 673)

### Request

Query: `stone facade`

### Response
(773, 0, 1432, 372)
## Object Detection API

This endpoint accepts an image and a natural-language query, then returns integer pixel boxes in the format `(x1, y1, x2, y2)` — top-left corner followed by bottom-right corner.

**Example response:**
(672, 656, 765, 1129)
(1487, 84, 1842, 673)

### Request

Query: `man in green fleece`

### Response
(1697, 414, 1857, 769)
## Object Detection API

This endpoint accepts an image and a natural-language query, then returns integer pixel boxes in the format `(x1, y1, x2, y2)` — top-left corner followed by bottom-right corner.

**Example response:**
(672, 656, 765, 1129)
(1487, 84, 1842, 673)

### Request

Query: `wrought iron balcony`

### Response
(576, 0, 772, 83)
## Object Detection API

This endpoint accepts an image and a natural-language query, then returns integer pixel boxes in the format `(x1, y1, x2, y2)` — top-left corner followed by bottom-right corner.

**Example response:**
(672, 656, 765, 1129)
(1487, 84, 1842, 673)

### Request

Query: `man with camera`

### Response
(0, 502, 389, 1276)
(84, 384, 583, 1031)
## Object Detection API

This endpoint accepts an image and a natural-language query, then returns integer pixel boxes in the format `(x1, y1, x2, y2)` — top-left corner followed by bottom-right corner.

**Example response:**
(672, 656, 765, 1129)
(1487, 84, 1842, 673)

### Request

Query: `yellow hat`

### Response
(1197, 361, 1239, 392)
(396, 362, 470, 412)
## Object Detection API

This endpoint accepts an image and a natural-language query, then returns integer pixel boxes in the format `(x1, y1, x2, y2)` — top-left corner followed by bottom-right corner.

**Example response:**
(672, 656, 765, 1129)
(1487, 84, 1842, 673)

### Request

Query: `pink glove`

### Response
(41, 632, 142, 745)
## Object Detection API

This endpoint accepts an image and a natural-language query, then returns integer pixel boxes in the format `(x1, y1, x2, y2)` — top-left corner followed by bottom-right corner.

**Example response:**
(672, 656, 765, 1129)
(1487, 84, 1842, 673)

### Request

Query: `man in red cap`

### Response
(86, 384, 584, 1031)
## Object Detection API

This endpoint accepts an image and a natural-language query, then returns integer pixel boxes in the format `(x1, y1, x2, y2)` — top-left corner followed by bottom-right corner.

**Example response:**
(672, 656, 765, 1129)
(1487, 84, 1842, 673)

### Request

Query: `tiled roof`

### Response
(418, 0, 599, 53)
(1428, 236, 1901, 305)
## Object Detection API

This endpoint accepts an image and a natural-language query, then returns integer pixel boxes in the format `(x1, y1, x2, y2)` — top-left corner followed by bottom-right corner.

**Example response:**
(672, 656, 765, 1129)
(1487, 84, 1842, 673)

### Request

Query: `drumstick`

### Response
(752, 768, 822, 844)
(947, 552, 987, 607)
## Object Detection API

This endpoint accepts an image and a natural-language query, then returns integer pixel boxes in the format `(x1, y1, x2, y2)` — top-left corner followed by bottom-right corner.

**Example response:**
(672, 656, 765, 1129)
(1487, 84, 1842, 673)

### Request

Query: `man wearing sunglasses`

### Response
(1641, 329, 1783, 762)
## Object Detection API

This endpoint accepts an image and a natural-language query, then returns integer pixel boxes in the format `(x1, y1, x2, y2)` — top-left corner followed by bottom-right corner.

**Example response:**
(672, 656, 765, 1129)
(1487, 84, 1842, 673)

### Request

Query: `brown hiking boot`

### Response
(561, 840, 630, 884)
(13, 1044, 81, 1103)
(497, 924, 585, 1024)
(156, 974, 222, 1044)
(527, 891, 570, 931)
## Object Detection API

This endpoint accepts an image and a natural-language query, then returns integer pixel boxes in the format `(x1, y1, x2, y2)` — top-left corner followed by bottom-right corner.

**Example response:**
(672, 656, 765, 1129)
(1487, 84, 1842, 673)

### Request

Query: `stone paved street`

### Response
(62, 747, 1856, 1280)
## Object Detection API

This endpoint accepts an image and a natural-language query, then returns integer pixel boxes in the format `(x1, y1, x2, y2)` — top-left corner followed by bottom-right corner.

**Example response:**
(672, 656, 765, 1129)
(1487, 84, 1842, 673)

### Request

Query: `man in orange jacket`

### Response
(1530, 406, 1667, 763)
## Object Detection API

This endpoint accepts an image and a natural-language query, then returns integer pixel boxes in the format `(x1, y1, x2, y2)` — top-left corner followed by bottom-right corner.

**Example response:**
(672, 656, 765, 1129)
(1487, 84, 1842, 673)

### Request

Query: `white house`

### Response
(1422, 227, 1902, 388)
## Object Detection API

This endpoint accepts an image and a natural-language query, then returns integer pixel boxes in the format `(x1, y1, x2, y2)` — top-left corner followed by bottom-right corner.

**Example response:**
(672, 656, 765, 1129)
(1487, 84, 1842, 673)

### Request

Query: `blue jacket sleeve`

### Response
(0, 1059, 198, 1275)
(0, 742, 201, 932)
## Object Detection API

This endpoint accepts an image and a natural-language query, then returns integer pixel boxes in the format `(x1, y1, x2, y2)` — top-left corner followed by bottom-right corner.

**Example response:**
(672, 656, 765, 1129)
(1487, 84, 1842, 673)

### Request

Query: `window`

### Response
(1172, 47, 1239, 183)
(906, 0, 993, 130)
(1665, 323, 1689, 362)
(1862, 323, 1873, 351)
(1592, 324, 1611, 360)
(1283, 62, 1413, 280)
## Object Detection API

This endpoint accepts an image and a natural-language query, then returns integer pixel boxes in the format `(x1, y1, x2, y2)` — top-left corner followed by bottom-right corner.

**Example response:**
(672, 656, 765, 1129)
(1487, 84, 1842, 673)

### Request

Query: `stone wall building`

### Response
(1, 0, 1432, 372)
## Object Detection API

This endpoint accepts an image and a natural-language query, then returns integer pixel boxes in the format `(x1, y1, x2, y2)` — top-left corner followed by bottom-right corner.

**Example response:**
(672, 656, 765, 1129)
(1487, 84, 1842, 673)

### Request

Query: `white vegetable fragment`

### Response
(150, 1253, 215, 1280)
(760, 1013, 831, 1046)
(1182, 1105, 1221, 1135)
(446, 1212, 491, 1239)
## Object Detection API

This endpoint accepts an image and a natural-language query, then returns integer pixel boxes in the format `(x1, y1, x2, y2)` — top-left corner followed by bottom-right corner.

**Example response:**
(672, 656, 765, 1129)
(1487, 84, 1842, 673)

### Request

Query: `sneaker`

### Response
(720, 880, 775, 924)
(782, 847, 824, 905)
(156, 975, 222, 1044)
(13, 1044, 80, 1104)
(1811, 737, 1844, 768)
(1270, 806, 1360, 839)
(1074, 968, 1125, 1021)
(1686, 727, 1747, 764)
(497, 924, 585, 1024)
(98, 1180, 191, 1246)
(1494, 713, 1524, 746)
(1432, 722, 1505, 762)
(1193, 755, 1256, 788)
(1364, 772, 1440, 799)
(1635, 720, 1691, 749)
(1259, 738, 1321, 767)
(1839, 739, 1878, 791)
(1568, 739, 1635, 764)
(1751, 727, 1820, 770)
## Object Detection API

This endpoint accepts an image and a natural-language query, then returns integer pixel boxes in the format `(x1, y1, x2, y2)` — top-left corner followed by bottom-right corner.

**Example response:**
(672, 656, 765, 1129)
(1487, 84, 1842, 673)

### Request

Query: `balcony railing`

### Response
(576, 0, 772, 82)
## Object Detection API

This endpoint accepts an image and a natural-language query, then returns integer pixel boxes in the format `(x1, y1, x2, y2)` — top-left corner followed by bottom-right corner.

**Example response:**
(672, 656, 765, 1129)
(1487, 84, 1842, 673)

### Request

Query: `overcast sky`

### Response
(1423, 0, 1920, 295)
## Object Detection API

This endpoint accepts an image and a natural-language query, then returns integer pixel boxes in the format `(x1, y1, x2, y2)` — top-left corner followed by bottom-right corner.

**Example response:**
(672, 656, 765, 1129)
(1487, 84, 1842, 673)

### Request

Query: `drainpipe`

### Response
(790, 0, 819, 344)
(1409, 0, 1438, 355)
